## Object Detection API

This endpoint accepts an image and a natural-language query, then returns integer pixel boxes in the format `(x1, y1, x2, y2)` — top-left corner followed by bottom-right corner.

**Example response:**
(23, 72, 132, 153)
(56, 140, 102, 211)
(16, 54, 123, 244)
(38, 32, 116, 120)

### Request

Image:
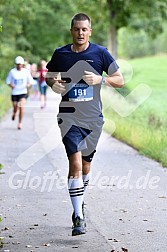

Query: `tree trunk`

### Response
(107, 0, 118, 59)
(108, 25, 118, 59)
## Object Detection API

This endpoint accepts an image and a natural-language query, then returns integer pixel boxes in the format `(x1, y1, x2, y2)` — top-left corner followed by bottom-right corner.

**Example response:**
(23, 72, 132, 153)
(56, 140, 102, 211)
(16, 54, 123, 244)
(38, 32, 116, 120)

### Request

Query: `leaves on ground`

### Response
(158, 196, 166, 199)
(26, 245, 32, 248)
(110, 247, 128, 252)
(1, 227, 9, 231)
(42, 243, 51, 247)
(121, 248, 128, 252)
(0, 236, 4, 248)
(120, 209, 128, 213)
(108, 238, 121, 242)
(12, 241, 20, 245)
(0, 164, 5, 174)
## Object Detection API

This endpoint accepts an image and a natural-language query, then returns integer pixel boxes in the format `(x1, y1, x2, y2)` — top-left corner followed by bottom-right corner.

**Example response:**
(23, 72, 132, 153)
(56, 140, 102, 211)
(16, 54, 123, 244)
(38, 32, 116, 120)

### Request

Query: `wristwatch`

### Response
(100, 76, 106, 85)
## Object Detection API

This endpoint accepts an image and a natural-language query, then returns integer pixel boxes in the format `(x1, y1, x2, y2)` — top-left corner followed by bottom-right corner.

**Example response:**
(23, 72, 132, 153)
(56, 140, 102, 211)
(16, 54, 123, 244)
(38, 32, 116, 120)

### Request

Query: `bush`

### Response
(118, 22, 167, 58)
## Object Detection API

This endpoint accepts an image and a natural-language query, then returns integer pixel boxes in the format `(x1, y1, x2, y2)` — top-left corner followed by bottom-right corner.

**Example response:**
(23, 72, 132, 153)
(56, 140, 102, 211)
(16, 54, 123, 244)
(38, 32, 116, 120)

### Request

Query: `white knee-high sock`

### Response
(82, 173, 90, 192)
(68, 177, 84, 219)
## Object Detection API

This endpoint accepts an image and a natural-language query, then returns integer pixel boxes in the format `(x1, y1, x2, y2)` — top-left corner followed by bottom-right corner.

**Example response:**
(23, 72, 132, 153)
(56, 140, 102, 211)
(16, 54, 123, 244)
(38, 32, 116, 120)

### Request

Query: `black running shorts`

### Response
(58, 118, 103, 162)
(11, 94, 27, 102)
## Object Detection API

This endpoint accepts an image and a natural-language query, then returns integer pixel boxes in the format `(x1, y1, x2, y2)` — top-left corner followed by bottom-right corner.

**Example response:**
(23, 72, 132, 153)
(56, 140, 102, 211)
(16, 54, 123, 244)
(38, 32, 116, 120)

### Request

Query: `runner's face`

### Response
(16, 64, 23, 70)
(71, 20, 92, 47)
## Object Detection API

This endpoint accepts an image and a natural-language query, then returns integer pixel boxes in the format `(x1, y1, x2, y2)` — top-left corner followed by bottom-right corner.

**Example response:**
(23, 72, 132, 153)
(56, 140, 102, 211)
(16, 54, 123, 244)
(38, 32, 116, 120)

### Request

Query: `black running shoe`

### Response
(72, 216, 86, 236)
(72, 202, 85, 227)
(12, 114, 16, 120)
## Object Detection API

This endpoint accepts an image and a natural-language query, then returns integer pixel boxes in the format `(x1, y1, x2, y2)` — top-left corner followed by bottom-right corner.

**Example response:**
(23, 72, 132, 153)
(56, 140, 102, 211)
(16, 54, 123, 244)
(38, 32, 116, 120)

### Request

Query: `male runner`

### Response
(46, 13, 124, 236)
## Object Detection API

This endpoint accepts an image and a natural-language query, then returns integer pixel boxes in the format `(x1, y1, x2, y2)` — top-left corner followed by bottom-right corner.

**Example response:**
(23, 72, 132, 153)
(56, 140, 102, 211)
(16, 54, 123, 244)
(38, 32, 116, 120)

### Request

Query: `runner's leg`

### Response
(18, 98, 26, 129)
(12, 101, 18, 120)
(82, 159, 91, 192)
(68, 152, 84, 219)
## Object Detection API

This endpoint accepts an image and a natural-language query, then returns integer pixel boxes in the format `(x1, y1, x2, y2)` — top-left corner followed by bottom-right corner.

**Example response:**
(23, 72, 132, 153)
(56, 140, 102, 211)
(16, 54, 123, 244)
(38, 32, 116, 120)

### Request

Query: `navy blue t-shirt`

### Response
(46, 42, 118, 122)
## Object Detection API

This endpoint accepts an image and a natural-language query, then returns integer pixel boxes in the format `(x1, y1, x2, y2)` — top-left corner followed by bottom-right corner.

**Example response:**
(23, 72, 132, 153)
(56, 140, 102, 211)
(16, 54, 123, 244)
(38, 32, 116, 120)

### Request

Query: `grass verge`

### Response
(0, 83, 11, 120)
(102, 55, 167, 167)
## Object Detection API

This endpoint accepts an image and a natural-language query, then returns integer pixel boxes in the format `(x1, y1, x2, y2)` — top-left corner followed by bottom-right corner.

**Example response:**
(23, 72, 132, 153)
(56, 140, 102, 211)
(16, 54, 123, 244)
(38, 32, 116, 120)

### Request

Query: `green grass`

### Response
(0, 83, 11, 120)
(102, 55, 167, 167)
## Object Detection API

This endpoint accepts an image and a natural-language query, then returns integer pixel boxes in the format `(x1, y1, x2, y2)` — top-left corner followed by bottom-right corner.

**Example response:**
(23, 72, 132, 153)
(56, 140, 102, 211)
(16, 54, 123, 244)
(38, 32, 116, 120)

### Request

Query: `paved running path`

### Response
(0, 90, 167, 252)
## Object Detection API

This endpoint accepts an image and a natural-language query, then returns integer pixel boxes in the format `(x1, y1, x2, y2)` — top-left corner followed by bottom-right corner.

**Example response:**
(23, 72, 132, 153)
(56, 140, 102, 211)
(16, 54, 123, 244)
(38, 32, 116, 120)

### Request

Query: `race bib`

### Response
(14, 78, 24, 89)
(68, 83, 93, 102)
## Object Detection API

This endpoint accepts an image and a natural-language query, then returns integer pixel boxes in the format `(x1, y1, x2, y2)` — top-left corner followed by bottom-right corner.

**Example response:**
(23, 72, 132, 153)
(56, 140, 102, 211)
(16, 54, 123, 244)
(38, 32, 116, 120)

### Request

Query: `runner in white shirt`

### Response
(6, 56, 33, 129)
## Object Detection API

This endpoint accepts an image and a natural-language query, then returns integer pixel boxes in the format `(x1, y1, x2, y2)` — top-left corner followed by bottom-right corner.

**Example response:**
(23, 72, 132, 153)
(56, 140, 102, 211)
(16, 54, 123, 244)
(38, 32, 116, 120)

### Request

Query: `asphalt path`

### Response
(0, 89, 167, 252)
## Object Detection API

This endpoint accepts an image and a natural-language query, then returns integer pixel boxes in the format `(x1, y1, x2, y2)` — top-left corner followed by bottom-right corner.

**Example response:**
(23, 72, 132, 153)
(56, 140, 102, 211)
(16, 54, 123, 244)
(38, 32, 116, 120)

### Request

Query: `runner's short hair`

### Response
(71, 13, 91, 28)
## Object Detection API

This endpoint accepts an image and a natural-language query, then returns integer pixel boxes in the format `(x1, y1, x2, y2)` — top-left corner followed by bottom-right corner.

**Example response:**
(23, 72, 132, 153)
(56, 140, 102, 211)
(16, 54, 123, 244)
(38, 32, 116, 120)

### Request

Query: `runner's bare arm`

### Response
(82, 69, 124, 88)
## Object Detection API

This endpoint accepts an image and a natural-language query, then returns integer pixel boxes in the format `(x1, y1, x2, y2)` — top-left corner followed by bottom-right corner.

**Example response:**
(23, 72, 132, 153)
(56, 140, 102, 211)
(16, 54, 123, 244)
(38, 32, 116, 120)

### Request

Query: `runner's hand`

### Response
(26, 83, 31, 88)
(10, 84, 15, 89)
(52, 79, 66, 94)
(82, 71, 102, 85)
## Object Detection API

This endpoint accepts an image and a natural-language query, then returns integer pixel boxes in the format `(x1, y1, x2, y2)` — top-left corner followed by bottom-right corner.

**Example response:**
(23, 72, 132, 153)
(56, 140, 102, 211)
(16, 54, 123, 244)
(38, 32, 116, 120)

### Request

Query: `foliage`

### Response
(107, 0, 167, 33)
(118, 23, 167, 58)
(0, 235, 3, 248)
(128, 0, 167, 38)
(0, 0, 167, 78)
(118, 28, 154, 58)
(0, 84, 11, 119)
(0, 0, 167, 72)
(0, 163, 5, 175)
(106, 0, 167, 57)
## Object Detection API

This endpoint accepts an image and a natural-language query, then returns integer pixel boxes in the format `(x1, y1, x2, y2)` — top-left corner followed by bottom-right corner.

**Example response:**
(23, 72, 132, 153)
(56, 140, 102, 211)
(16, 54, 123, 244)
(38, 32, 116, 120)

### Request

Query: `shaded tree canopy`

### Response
(0, 0, 167, 79)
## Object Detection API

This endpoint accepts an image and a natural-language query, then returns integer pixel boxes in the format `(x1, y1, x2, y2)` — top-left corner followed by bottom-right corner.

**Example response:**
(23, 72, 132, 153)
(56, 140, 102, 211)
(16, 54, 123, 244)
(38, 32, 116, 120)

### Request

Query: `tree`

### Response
(23, 0, 76, 60)
(0, 0, 76, 78)
(0, 0, 37, 79)
(107, 0, 167, 58)
(1, 0, 167, 81)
